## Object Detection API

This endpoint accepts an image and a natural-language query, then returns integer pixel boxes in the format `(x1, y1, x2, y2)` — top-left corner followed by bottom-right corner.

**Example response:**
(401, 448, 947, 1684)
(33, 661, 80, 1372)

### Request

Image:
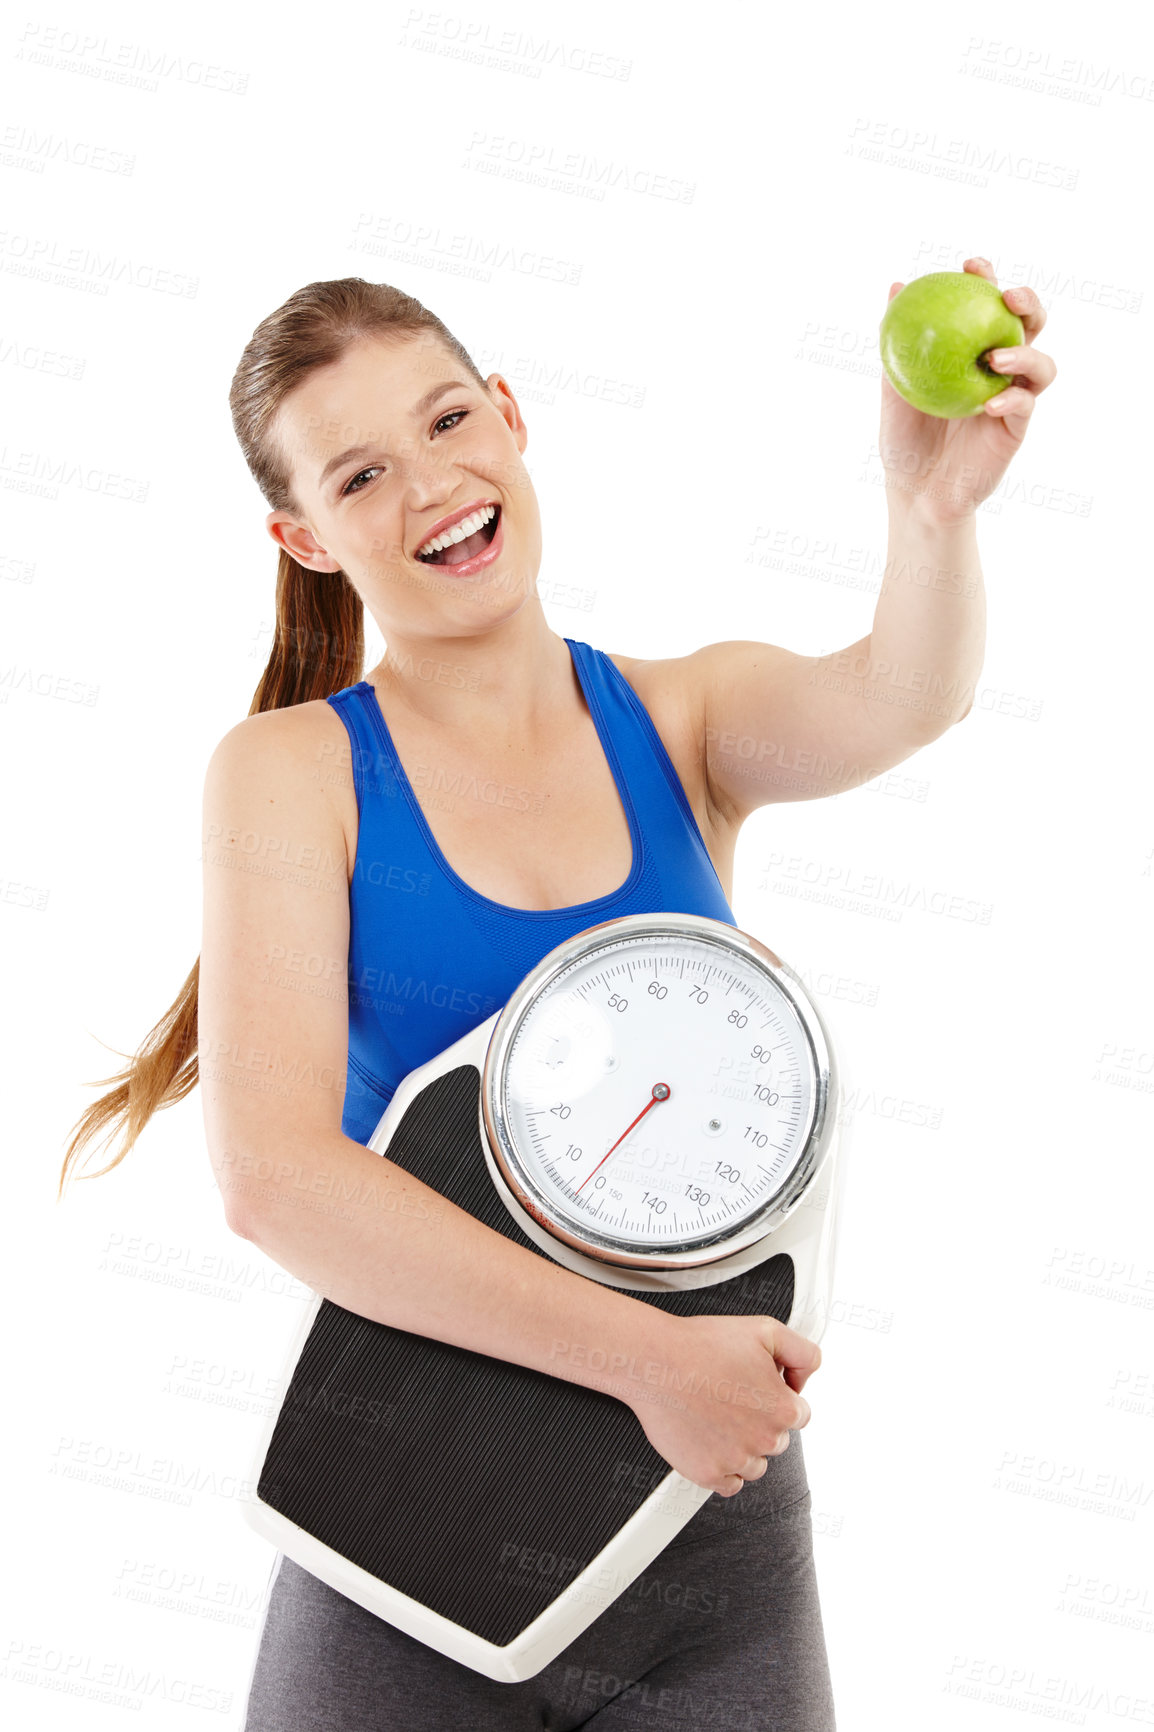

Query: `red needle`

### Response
(575, 1083, 671, 1194)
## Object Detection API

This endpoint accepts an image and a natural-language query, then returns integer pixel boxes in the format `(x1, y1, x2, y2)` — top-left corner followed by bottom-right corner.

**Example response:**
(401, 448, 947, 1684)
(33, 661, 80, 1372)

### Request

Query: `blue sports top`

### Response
(325, 635, 737, 1145)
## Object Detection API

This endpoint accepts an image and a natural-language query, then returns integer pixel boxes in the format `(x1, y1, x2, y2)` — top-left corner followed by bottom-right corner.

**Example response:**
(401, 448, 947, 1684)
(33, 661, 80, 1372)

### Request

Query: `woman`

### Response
(61, 268, 1054, 1728)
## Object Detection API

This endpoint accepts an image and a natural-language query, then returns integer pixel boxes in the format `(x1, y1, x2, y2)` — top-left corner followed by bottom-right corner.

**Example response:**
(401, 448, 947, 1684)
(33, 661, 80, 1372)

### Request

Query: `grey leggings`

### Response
(239, 1429, 835, 1730)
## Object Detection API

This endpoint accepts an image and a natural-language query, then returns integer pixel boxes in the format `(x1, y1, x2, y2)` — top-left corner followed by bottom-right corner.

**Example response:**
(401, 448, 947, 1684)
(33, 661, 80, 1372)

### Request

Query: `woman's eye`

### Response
(342, 466, 381, 497)
(434, 409, 468, 434)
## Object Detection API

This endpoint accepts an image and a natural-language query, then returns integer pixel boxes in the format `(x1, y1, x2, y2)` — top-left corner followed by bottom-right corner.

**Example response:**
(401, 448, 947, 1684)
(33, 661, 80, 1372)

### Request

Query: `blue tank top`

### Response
(325, 635, 737, 1145)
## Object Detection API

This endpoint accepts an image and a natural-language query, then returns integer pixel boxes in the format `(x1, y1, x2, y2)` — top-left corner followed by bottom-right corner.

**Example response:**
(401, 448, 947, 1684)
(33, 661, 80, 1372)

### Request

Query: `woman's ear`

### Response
(265, 511, 342, 573)
(486, 373, 528, 451)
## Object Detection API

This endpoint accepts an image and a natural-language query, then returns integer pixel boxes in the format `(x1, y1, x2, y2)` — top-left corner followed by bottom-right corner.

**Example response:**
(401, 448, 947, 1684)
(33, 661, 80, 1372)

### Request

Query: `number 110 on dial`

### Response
(497, 929, 820, 1262)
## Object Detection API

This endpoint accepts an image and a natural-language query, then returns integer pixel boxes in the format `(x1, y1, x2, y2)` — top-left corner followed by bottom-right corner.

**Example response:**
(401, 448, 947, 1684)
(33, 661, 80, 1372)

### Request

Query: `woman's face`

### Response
(266, 330, 542, 638)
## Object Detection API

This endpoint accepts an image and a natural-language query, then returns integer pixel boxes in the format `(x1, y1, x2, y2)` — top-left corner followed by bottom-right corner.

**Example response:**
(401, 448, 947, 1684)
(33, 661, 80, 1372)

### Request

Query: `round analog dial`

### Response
(482, 919, 831, 1269)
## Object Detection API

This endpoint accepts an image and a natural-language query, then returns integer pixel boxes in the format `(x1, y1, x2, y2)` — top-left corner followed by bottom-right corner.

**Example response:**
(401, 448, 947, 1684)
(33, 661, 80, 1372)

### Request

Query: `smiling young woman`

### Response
(62, 276, 871, 1731)
(58, 252, 1058, 1726)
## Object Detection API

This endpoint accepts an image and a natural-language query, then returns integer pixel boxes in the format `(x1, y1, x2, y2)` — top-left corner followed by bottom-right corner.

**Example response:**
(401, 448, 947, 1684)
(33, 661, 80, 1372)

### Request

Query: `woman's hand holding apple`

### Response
(878, 257, 1058, 524)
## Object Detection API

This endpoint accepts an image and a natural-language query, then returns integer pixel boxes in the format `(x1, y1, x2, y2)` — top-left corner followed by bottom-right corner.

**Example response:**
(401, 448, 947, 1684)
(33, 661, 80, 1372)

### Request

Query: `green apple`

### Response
(879, 271, 1025, 418)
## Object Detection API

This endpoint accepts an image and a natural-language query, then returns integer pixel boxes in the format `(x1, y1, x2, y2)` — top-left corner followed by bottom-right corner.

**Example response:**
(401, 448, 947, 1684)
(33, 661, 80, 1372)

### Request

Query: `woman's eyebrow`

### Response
(316, 381, 474, 491)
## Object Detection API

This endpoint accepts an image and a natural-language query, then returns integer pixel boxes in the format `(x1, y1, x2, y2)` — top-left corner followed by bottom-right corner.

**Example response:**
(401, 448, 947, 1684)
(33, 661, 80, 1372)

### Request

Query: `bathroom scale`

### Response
(242, 910, 849, 1682)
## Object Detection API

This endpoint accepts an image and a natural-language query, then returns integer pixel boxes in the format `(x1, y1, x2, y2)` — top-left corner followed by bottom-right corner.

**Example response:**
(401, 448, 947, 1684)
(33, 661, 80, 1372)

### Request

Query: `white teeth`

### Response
(416, 503, 497, 559)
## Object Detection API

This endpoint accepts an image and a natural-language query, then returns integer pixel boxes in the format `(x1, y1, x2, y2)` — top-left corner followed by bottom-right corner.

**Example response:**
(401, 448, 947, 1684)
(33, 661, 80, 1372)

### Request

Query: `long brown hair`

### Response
(57, 278, 487, 1199)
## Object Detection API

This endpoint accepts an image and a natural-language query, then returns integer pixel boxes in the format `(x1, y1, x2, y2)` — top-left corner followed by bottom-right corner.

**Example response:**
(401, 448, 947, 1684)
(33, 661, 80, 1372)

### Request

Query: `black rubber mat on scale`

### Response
(257, 1064, 794, 1648)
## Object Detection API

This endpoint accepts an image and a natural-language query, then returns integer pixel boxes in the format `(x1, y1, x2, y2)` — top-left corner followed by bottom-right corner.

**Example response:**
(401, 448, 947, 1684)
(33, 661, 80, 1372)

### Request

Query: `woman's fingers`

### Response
(984, 342, 1058, 394)
(983, 385, 1036, 421)
(1001, 283, 1047, 339)
(965, 256, 1048, 340)
(954, 257, 1057, 411)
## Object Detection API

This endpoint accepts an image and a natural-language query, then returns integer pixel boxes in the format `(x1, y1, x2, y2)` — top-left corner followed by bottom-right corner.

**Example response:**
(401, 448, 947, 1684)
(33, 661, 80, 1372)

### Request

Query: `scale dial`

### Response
(481, 914, 834, 1271)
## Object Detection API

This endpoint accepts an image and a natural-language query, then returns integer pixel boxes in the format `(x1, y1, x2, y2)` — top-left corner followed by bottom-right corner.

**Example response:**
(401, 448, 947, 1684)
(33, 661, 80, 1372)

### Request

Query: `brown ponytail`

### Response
(57, 278, 487, 1199)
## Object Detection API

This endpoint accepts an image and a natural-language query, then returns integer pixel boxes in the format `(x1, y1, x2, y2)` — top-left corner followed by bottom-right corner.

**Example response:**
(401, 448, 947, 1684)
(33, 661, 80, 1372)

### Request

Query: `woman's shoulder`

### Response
(599, 646, 704, 761)
(201, 696, 355, 824)
(596, 645, 730, 842)
(202, 697, 359, 864)
(207, 693, 354, 771)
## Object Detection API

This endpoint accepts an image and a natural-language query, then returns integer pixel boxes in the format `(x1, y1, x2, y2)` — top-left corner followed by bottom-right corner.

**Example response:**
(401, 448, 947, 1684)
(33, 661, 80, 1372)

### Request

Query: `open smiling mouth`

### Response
(415, 503, 501, 566)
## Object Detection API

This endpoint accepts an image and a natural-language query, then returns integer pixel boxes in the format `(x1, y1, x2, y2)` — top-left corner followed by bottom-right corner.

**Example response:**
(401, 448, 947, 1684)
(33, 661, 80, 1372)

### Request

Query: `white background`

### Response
(4, 0, 1153, 1726)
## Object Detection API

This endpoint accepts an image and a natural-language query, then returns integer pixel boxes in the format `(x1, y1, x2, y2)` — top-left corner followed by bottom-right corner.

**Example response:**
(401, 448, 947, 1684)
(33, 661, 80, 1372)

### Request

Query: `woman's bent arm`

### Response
(199, 706, 817, 1495)
(199, 707, 675, 1403)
